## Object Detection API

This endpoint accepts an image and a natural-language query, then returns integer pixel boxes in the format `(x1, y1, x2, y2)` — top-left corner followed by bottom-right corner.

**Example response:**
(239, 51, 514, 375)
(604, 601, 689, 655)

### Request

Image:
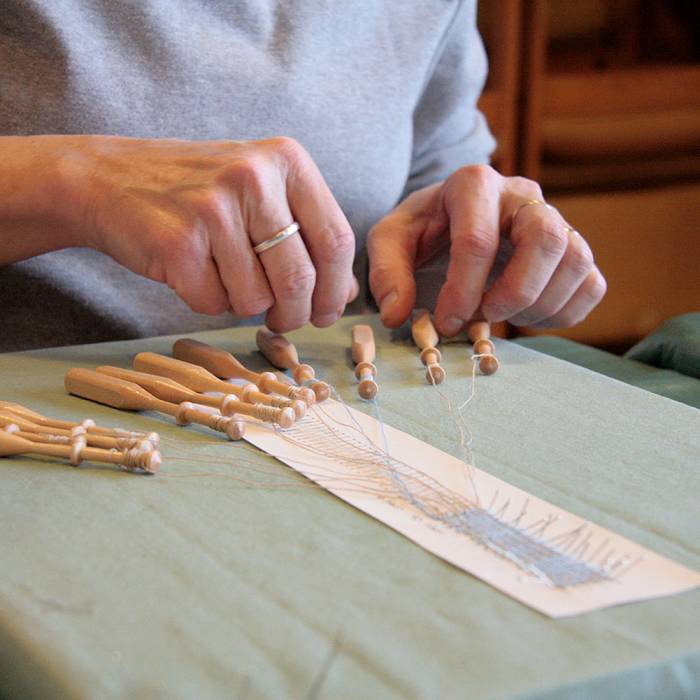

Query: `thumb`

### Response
(367, 214, 418, 328)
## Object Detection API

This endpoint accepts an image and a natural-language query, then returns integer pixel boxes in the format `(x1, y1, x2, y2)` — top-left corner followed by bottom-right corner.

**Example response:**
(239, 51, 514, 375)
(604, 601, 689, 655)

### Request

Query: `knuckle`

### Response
(219, 158, 268, 199)
(188, 188, 226, 223)
(278, 264, 316, 298)
(508, 282, 540, 310)
(452, 227, 498, 260)
(566, 240, 595, 277)
(586, 272, 607, 302)
(157, 225, 201, 266)
(455, 163, 496, 188)
(509, 176, 542, 199)
(316, 225, 355, 264)
(268, 136, 307, 164)
(536, 223, 567, 257)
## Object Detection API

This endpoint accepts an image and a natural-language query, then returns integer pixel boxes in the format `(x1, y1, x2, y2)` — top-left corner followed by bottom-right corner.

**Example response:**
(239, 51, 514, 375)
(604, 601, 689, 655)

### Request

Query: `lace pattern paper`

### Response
(243, 399, 700, 618)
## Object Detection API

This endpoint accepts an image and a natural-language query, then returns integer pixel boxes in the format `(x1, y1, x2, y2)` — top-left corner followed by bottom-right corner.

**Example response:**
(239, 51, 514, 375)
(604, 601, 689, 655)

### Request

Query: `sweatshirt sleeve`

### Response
(403, 0, 496, 197)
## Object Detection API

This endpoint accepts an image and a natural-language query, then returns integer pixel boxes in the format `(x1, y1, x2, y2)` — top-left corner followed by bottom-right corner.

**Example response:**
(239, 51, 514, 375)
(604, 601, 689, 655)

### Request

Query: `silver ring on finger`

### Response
(253, 221, 301, 254)
(511, 198, 556, 226)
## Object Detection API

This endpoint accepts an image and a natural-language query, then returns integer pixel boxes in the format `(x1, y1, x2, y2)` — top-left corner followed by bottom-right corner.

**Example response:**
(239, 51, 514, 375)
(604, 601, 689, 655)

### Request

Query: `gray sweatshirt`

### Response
(0, 0, 494, 351)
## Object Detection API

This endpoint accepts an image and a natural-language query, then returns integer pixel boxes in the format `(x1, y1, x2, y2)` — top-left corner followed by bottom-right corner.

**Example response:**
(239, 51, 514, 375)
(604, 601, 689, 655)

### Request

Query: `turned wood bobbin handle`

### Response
(351, 325, 378, 399)
(0, 431, 47, 457)
(133, 352, 226, 394)
(0, 402, 49, 425)
(256, 329, 328, 399)
(0, 430, 161, 473)
(256, 327, 300, 367)
(466, 320, 499, 375)
(175, 338, 315, 405)
(175, 402, 245, 440)
(351, 325, 376, 365)
(96, 366, 194, 405)
(411, 309, 439, 350)
(173, 338, 257, 383)
(256, 328, 315, 381)
(467, 320, 495, 355)
(65, 368, 160, 411)
(411, 310, 446, 384)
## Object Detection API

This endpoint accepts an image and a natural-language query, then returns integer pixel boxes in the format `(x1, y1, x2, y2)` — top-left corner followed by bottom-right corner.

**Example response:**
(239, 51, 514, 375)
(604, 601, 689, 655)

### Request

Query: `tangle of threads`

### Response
(256, 383, 638, 588)
(157, 365, 640, 588)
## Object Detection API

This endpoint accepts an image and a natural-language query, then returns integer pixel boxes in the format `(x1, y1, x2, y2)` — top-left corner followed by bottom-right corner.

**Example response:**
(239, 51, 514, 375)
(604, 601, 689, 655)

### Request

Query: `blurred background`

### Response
(477, 0, 700, 352)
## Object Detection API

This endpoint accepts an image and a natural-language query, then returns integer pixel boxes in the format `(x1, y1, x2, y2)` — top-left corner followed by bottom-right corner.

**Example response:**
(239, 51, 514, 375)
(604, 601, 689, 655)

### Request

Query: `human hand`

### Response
(368, 165, 606, 335)
(64, 135, 357, 331)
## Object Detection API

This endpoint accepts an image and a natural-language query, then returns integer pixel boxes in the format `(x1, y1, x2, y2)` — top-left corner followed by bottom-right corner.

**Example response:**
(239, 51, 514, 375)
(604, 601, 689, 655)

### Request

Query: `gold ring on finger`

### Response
(512, 198, 556, 226)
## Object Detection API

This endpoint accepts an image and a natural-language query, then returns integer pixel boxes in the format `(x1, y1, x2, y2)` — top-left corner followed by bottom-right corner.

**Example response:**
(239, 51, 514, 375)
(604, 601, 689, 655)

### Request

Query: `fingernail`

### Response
(379, 290, 398, 317)
(442, 315, 464, 336)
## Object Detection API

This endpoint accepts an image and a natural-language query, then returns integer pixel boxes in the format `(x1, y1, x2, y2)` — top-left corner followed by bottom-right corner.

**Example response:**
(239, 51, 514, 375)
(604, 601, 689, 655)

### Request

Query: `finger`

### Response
(134, 205, 232, 316)
(194, 189, 274, 317)
(433, 167, 501, 336)
(167, 241, 231, 315)
(347, 275, 360, 304)
(481, 200, 568, 323)
(508, 228, 595, 326)
(367, 212, 419, 327)
(530, 267, 607, 328)
(247, 183, 317, 333)
(280, 139, 356, 327)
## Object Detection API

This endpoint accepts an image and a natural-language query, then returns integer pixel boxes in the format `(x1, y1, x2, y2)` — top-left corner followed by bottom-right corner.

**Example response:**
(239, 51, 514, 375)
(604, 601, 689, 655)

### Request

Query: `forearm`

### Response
(0, 135, 86, 264)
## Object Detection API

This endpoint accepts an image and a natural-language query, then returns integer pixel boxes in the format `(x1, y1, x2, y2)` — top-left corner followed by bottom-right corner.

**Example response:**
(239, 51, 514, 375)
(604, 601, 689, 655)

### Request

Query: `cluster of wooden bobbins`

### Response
(350, 312, 499, 398)
(411, 310, 500, 383)
(61, 332, 328, 448)
(0, 401, 162, 474)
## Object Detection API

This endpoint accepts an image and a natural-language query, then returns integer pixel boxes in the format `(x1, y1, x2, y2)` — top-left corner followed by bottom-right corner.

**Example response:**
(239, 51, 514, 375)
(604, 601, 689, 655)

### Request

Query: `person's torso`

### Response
(0, 0, 470, 350)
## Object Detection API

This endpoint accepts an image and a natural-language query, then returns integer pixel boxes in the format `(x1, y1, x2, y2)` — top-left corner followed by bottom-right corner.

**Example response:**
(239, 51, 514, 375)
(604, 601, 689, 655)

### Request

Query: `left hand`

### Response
(367, 165, 606, 336)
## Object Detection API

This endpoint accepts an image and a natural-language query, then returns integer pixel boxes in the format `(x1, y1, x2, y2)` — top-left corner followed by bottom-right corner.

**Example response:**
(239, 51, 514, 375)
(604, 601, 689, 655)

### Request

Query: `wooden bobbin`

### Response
(466, 320, 500, 375)
(4, 425, 155, 455)
(411, 309, 446, 385)
(0, 411, 153, 452)
(0, 400, 159, 444)
(65, 368, 246, 440)
(255, 327, 331, 402)
(133, 352, 306, 420)
(96, 366, 294, 428)
(175, 402, 246, 440)
(0, 429, 161, 474)
(173, 338, 316, 405)
(351, 325, 378, 400)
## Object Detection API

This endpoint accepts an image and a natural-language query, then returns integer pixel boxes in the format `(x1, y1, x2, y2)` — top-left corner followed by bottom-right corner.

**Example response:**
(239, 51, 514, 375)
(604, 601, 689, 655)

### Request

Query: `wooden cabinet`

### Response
(477, 0, 700, 349)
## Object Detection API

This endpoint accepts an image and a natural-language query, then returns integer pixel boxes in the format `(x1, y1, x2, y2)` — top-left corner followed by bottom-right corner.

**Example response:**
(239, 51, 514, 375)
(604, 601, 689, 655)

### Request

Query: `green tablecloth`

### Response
(514, 336, 700, 409)
(1, 316, 699, 699)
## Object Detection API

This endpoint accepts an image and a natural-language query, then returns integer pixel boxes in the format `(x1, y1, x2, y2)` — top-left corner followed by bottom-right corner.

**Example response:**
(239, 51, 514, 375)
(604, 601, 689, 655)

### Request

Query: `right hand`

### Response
(65, 135, 358, 331)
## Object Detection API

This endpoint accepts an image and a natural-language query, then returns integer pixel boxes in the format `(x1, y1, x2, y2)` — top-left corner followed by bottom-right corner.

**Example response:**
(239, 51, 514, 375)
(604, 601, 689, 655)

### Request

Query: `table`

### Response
(1, 316, 698, 699)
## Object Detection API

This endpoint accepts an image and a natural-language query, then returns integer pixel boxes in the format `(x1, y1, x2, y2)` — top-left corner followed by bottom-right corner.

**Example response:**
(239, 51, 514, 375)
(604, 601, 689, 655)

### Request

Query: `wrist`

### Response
(49, 135, 101, 248)
(0, 135, 94, 264)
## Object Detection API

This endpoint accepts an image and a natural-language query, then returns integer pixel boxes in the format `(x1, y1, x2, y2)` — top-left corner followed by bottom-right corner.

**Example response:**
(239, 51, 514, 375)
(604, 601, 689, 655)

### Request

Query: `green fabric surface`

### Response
(514, 336, 700, 409)
(1, 316, 699, 700)
(625, 313, 700, 380)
